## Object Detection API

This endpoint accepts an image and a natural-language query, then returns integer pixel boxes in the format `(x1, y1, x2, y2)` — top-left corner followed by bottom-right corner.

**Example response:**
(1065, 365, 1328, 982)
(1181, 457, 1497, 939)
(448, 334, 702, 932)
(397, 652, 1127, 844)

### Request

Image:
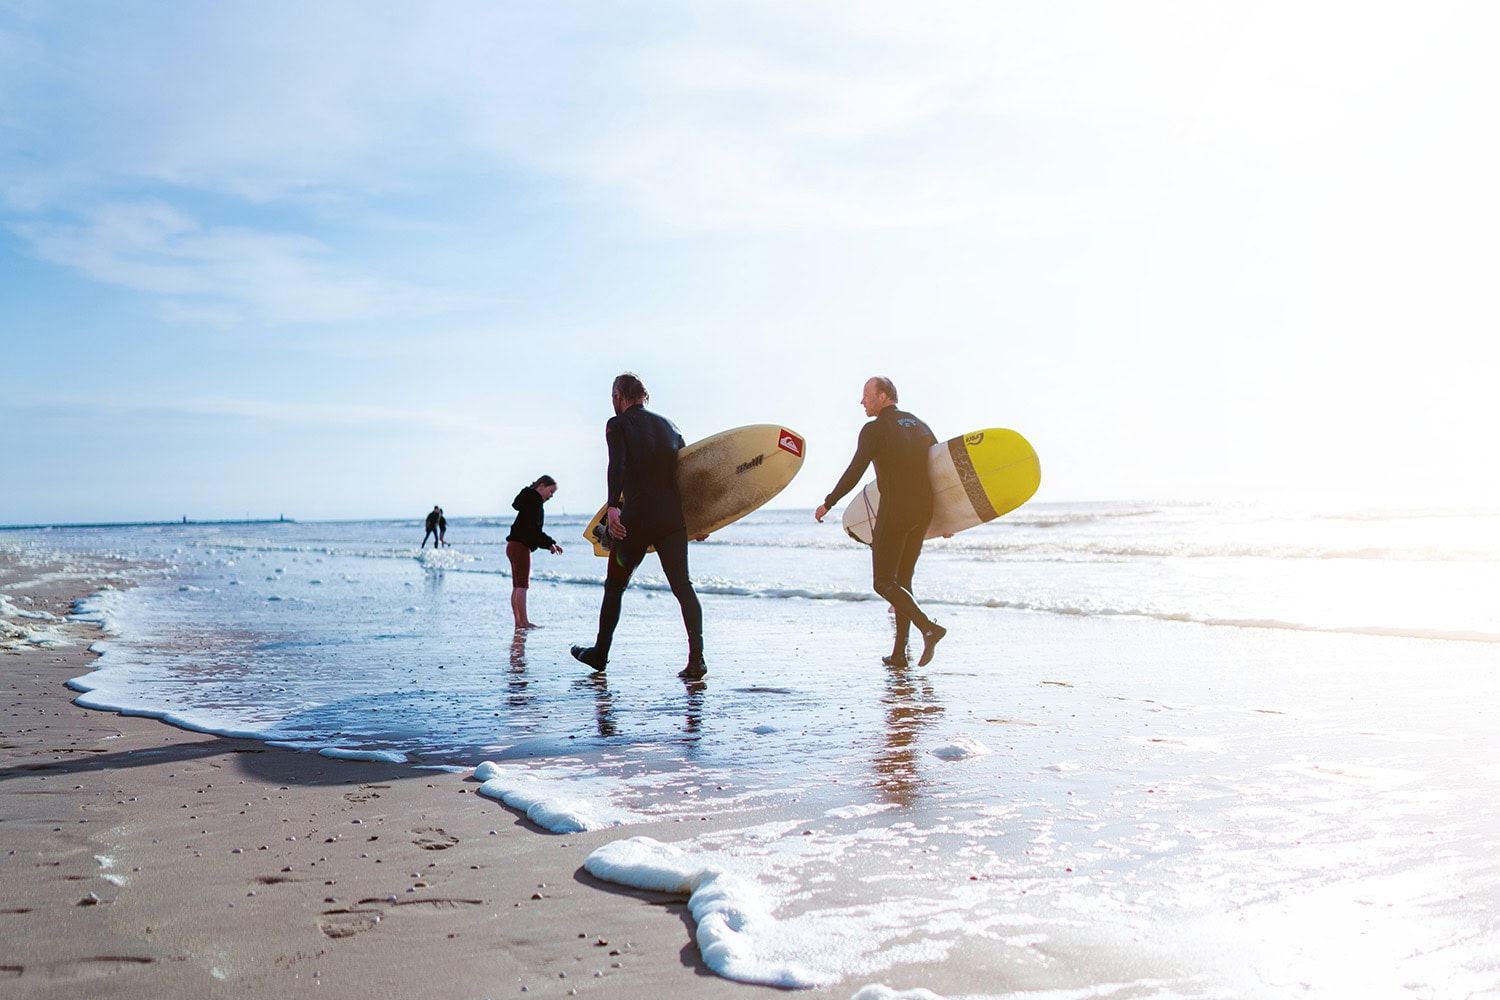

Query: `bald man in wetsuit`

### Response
(816, 376, 947, 667)
(572, 372, 707, 680)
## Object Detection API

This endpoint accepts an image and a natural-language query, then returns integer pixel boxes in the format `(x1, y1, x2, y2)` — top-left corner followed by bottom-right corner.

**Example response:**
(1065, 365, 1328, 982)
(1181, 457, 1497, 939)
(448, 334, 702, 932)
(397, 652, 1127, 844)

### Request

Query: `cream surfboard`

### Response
(585, 424, 807, 557)
(841, 428, 1040, 545)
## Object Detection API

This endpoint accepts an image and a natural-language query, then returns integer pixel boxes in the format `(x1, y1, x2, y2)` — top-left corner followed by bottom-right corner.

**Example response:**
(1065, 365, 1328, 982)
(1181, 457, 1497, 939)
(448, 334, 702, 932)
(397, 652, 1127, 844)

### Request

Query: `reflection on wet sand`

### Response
(682, 682, 703, 743)
(574, 672, 617, 738)
(507, 631, 531, 708)
(874, 662, 943, 807)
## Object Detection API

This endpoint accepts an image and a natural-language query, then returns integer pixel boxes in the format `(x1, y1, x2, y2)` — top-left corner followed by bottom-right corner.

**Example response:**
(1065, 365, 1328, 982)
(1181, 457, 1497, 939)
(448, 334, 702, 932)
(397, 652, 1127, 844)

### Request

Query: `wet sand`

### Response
(0, 551, 800, 999)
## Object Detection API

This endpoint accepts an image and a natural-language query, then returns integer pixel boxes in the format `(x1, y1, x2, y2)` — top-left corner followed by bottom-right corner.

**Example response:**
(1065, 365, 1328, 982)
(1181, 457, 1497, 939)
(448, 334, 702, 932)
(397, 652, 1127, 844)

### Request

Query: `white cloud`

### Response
(9, 391, 505, 437)
(13, 201, 493, 325)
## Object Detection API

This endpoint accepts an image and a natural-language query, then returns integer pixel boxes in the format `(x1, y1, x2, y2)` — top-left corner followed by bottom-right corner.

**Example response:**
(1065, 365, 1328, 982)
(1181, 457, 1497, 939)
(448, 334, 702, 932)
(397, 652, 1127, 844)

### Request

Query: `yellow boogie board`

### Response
(585, 424, 807, 557)
(841, 428, 1040, 545)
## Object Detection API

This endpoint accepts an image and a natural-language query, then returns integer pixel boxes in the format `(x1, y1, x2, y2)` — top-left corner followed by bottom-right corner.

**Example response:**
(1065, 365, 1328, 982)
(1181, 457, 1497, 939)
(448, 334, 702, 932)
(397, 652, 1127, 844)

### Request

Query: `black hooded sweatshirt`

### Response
(506, 487, 556, 551)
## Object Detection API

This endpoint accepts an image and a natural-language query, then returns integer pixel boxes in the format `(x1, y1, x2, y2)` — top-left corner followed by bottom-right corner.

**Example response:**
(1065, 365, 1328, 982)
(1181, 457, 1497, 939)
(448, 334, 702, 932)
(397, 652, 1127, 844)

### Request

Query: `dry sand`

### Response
(0, 551, 794, 999)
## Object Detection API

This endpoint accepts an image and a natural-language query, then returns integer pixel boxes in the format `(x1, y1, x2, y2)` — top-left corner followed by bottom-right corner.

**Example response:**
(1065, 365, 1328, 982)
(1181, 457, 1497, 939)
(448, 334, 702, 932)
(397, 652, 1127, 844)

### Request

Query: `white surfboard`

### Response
(585, 424, 807, 556)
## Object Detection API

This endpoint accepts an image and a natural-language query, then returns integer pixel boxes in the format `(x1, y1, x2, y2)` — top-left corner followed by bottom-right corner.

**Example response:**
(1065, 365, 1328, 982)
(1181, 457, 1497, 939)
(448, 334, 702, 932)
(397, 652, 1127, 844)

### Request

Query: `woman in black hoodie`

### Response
(506, 475, 562, 628)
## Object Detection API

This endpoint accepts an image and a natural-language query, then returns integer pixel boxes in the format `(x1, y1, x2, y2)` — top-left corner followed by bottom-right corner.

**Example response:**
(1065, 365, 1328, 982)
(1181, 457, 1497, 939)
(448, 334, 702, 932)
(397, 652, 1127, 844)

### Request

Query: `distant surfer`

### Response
(421, 505, 442, 548)
(506, 475, 563, 629)
(816, 376, 946, 667)
(572, 373, 707, 680)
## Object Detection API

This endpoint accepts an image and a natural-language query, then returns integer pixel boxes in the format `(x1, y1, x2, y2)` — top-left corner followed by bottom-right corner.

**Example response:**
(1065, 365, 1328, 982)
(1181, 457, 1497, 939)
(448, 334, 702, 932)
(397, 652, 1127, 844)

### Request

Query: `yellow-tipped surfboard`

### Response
(585, 424, 807, 557)
(841, 428, 1040, 545)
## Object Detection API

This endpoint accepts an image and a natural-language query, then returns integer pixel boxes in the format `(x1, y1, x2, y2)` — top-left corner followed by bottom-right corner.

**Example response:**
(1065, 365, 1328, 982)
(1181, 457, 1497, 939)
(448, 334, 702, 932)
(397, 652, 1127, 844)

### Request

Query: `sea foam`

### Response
(585, 836, 821, 989)
(319, 747, 409, 763)
(472, 761, 644, 833)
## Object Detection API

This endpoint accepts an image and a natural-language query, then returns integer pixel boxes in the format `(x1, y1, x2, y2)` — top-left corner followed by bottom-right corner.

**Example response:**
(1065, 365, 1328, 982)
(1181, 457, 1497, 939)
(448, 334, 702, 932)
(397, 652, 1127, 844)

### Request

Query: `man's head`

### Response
(861, 376, 898, 417)
(612, 372, 648, 415)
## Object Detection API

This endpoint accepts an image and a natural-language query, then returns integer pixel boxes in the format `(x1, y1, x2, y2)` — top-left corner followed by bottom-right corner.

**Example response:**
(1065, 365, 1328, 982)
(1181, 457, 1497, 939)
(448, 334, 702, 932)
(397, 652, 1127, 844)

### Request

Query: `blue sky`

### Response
(3, 1, 1497, 524)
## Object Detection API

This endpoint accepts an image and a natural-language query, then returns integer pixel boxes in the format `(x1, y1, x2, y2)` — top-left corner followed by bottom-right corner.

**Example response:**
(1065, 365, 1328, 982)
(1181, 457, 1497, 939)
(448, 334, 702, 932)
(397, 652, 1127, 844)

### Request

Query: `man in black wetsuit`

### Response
(815, 376, 946, 667)
(572, 373, 707, 680)
(421, 505, 441, 548)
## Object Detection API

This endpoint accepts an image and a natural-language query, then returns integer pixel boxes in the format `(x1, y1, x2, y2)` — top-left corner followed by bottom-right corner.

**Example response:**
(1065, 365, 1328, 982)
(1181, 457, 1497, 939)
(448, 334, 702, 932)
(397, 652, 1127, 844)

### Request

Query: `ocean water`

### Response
(4, 501, 1499, 997)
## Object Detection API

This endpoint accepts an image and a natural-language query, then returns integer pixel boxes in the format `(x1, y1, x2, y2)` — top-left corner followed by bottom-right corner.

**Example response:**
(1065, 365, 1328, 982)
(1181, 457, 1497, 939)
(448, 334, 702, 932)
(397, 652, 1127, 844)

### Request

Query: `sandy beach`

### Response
(0, 552, 803, 999)
(6, 513, 1498, 1000)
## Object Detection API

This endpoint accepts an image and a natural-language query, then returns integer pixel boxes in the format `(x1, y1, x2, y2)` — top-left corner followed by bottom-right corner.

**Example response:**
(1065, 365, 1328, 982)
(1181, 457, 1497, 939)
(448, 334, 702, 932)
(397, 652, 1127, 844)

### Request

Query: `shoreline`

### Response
(0, 551, 800, 999)
(11, 523, 1495, 998)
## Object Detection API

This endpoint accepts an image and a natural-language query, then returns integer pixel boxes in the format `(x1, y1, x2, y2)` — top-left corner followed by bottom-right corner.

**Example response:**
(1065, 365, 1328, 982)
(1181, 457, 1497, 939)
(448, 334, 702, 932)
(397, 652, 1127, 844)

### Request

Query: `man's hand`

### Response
(814, 504, 829, 523)
(607, 507, 627, 540)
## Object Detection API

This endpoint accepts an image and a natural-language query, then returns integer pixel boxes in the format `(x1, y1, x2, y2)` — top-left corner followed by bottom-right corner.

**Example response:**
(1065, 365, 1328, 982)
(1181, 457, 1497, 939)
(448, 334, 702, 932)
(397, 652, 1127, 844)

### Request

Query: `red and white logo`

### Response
(777, 429, 804, 457)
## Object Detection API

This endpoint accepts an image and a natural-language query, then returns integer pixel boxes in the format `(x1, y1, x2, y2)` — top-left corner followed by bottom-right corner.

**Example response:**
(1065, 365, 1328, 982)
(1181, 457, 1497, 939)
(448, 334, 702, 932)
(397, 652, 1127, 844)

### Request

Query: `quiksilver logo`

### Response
(965, 432, 985, 446)
(778, 430, 804, 457)
(735, 454, 764, 475)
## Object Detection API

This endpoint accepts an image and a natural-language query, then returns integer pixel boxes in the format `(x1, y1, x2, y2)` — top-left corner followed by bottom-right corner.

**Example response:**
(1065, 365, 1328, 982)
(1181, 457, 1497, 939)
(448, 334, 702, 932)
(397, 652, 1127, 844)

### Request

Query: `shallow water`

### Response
(4, 502, 1498, 995)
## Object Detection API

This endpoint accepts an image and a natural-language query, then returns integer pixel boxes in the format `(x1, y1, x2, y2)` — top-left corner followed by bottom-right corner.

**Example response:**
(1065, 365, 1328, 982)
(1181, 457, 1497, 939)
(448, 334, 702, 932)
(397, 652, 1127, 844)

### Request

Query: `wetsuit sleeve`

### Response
(824, 422, 876, 509)
(605, 416, 626, 508)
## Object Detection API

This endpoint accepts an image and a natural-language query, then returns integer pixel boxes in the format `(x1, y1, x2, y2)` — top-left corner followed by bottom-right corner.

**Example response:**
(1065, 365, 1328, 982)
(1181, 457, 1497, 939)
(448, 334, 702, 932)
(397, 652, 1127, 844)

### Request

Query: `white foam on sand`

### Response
(0, 591, 73, 648)
(0, 592, 64, 621)
(824, 802, 902, 821)
(583, 822, 1010, 992)
(318, 747, 408, 764)
(585, 836, 822, 989)
(0, 618, 72, 649)
(927, 736, 992, 760)
(473, 761, 646, 833)
(71, 588, 132, 637)
(848, 986, 949, 1000)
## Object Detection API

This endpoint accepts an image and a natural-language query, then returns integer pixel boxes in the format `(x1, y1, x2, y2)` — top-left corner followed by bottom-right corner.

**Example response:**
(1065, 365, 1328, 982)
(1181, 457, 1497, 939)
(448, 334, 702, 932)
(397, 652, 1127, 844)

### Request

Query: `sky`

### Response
(3, 1, 1497, 525)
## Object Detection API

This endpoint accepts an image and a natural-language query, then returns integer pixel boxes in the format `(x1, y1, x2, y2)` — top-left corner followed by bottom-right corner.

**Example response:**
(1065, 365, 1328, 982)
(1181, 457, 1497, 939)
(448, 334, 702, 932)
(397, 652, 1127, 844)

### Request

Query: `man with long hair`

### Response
(572, 373, 706, 680)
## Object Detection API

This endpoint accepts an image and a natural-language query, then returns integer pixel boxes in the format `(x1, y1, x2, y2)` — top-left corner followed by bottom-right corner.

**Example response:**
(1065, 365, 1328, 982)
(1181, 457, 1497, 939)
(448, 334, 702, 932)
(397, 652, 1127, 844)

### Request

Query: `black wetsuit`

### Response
(591, 403, 703, 660)
(422, 509, 440, 548)
(825, 405, 939, 643)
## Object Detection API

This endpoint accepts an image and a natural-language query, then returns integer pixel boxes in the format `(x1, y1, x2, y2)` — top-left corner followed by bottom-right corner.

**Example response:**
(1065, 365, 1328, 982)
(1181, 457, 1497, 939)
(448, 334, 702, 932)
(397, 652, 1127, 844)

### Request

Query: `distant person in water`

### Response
(506, 476, 563, 629)
(422, 505, 442, 548)
(816, 376, 946, 667)
(572, 372, 706, 680)
(437, 508, 447, 547)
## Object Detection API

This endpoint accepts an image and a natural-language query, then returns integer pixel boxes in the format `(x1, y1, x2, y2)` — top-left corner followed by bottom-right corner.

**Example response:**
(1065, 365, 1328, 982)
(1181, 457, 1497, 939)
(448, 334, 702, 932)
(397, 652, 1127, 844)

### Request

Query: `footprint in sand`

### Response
(14, 956, 156, 981)
(411, 827, 458, 850)
(318, 909, 383, 939)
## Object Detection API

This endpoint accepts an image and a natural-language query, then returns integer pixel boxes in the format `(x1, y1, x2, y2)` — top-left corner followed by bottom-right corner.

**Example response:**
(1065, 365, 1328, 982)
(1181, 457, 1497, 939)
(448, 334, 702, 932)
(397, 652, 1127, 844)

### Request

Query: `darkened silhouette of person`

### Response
(816, 376, 946, 667)
(572, 372, 706, 680)
(505, 475, 562, 629)
(421, 505, 442, 548)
